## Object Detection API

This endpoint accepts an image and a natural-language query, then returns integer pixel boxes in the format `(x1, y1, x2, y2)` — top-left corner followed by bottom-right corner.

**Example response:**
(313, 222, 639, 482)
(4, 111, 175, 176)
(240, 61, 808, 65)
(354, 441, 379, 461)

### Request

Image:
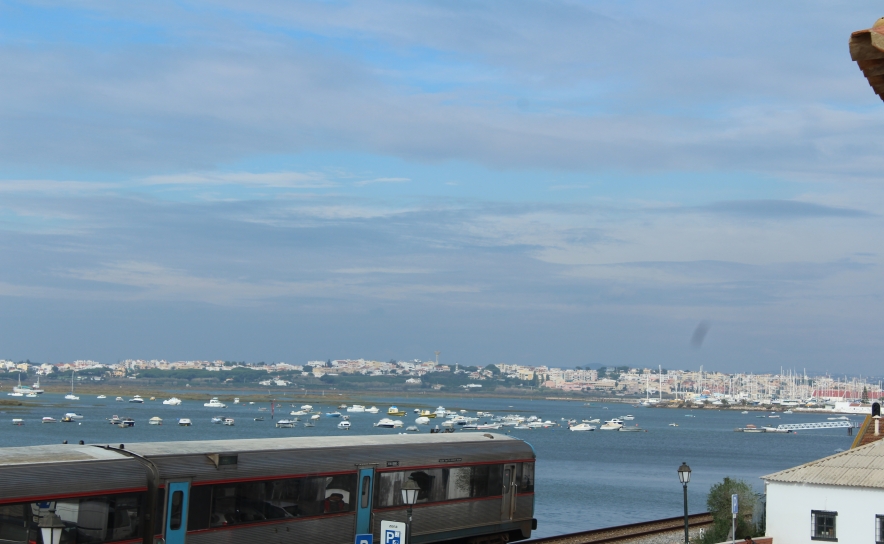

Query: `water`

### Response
(0, 393, 856, 538)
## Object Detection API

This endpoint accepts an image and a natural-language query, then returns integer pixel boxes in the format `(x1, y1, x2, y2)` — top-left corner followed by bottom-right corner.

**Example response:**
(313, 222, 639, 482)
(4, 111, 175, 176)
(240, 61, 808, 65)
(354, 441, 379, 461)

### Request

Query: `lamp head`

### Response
(400, 477, 421, 506)
(678, 462, 691, 484)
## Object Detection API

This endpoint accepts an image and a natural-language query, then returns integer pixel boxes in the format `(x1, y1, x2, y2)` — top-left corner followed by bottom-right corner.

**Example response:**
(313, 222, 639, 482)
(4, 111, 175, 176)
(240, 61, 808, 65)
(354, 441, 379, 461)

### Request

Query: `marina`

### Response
(0, 392, 857, 538)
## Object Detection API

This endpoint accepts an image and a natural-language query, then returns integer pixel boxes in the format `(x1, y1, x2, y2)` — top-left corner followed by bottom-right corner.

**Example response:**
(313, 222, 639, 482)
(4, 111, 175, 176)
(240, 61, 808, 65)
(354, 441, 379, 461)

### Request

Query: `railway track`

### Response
(522, 513, 714, 544)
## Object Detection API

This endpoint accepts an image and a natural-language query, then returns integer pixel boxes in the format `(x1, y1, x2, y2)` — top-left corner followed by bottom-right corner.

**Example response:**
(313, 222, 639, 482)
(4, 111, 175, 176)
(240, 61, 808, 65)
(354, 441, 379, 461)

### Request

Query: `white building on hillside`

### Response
(763, 439, 884, 544)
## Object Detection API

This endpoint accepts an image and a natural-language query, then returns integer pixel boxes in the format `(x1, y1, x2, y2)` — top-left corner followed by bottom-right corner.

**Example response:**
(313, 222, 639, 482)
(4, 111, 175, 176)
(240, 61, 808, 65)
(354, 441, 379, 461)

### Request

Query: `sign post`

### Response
(381, 520, 407, 544)
(731, 493, 738, 544)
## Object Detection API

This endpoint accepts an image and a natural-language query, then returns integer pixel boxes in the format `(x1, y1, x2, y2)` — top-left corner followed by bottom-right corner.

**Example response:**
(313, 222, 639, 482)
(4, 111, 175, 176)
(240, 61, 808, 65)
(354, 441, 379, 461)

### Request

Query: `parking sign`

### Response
(380, 521, 406, 544)
(355, 535, 373, 544)
(731, 493, 738, 515)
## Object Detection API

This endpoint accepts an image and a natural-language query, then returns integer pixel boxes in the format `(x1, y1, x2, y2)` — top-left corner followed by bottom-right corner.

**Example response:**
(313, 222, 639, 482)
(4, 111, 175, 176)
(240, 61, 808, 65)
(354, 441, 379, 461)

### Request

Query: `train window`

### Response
(361, 476, 371, 508)
(375, 465, 505, 508)
(5, 492, 146, 543)
(169, 491, 184, 530)
(198, 474, 357, 530)
(517, 463, 534, 493)
(188, 486, 213, 531)
(0, 504, 32, 543)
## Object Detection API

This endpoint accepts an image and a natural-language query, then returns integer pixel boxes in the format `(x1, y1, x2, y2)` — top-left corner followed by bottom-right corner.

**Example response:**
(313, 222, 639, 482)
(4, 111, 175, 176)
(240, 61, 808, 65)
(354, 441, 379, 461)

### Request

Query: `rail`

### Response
(522, 512, 713, 544)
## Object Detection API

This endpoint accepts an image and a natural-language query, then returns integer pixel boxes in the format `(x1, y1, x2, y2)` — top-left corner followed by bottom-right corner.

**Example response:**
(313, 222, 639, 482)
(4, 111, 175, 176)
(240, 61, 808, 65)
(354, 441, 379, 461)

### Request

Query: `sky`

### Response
(0, 1, 882, 374)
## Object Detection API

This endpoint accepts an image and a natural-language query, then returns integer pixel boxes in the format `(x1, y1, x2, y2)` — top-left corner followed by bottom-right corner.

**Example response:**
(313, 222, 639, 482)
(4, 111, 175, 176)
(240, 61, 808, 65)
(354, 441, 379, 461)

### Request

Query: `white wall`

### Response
(766, 480, 884, 544)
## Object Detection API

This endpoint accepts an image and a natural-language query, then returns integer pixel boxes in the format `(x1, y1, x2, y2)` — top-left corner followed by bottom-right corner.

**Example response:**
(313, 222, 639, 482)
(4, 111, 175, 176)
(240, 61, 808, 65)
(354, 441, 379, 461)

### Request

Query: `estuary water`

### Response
(0, 393, 856, 538)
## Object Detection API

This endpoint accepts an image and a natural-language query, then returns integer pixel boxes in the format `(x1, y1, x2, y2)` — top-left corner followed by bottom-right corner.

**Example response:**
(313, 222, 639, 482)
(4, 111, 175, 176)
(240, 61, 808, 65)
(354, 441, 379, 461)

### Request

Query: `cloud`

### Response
(353, 177, 410, 187)
(141, 171, 335, 189)
(683, 200, 874, 219)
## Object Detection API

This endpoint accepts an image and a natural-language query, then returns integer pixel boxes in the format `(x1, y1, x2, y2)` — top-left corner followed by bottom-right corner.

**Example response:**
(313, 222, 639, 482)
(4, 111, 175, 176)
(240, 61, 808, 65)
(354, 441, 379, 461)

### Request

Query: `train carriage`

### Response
(0, 433, 535, 544)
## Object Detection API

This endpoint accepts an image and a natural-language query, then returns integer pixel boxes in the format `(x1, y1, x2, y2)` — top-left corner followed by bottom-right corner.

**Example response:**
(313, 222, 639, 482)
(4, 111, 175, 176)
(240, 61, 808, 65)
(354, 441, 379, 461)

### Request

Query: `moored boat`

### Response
(374, 418, 404, 428)
(11, 418, 23, 425)
(223, 418, 235, 426)
(129, 395, 144, 403)
(600, 419, 624, 431)
(365, 406, 379, 413)
(387, 406, 406, 416)
(337, 421, 351, 430)
(347, 405, 365, 412)
(275, 419, 294, 428)
(204, 397, 226, 408)
(569, 423, 595, 431)
(149, 417, 163, 425)
(163, 397, 182, 405)
(178, 418, 192, 426)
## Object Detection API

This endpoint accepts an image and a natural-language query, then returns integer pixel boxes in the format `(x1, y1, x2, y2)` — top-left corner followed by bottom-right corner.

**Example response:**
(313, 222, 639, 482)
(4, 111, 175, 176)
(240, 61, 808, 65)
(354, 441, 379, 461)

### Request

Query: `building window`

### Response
(876, 514, 884, 544)
(811, 510, 837, 541)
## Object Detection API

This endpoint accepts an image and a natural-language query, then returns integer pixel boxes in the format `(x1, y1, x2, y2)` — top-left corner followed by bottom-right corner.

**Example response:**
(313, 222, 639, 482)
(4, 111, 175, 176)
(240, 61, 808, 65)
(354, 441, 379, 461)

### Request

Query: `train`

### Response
(0, 433, 536, 544)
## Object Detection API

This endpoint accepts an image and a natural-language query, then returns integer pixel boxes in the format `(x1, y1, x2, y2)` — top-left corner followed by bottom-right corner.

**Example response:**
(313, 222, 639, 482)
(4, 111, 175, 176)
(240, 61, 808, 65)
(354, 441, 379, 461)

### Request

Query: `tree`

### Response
(862, 386, 870, 404)
(483, 364, 500, 375)
(696, 477, 758, 543)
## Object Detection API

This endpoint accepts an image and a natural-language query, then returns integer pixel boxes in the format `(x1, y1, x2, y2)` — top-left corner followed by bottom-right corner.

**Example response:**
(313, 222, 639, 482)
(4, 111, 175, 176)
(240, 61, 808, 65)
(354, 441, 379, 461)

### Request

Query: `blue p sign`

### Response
(384, 529, 401, 544)
(355, 535, 373, 544)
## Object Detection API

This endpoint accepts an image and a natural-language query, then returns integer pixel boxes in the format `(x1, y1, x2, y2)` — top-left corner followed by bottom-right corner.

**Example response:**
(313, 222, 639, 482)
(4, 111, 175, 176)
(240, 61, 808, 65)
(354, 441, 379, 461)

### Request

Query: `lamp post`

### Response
(401, 477, 421, 544)
(38, 509, 65, 544)
(678, 462, 692, 544)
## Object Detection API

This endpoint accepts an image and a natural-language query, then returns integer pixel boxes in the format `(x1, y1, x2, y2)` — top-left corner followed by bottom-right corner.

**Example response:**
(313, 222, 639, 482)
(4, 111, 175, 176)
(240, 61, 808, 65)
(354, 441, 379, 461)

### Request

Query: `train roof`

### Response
(120, 432, 530, 457)
(0, 443, 131, 466)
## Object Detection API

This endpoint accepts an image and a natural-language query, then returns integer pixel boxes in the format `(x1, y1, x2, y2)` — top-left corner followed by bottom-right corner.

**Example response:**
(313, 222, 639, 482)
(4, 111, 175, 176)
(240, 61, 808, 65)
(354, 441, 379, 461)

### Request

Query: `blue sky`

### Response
(0, 1, 882, 373)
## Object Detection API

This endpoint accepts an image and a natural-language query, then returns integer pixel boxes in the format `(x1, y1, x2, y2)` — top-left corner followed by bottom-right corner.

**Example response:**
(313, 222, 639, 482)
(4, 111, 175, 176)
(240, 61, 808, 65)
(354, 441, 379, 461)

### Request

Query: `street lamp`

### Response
(38, 509, 65, 544)
(678, 462, 692, 544)
(401, 477, 421, 544)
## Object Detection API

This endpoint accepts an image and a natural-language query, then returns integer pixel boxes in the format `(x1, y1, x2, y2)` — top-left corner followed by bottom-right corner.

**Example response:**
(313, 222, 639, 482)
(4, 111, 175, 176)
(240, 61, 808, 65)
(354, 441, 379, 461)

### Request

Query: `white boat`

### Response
(828, 416, 850, 420)
(325, 411, 342, 417)
(415, 416, 430, 425)
(337, 421, 351, 430)
(276, 419, 295, 428)
(108, 415, 122, 424)
(570, 423, 596, 431)
(119, 418, 135, 428)
(600, 419, 624, 431)
(310, 414, 321, 421)
(12, 373, 34, 395)
(163, 397, 182, 405)
(387, 406, 406, 416)
(129, 395, 144, 403)
(178, 418, 192, 426)
(434, 406, 447, 417)
(365, 406, 380, 414)
(405, 425, 420, 432)
(42, 417, 57, 423)
(347, 405, 366, 412)
(233, 398, 240, 404)
(26, 393, 37, 398)
(741, 411, 749, 414)
(115, 397, 124, 402)
(11, 418, 23, 425)
(204, 397, 226, 408)
(290, 410, 308, 416)
(669, 423, 679, 427)
(512, 425, 530, 430)
(621, 415, 635, 420)
(477, 423, 501, 430)
(304, 421, 315, 428)
(783, 410, 793, 414)
(64, 413, 84, 420)
(300, 405, 313, 411)
(149, 417, 163, 425)
(223, 418, 235, 426)
(374, 418, 404, 428)
(584, 418, 601, 424)
(97, 395, 107, 399)
(211, 416, 223, 424)
(65, 371, 79, 400)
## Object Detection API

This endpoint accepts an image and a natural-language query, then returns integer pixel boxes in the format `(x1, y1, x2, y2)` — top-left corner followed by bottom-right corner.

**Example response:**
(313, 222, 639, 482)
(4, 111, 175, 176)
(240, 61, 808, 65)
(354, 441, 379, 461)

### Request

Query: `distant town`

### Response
(1, 357, 880, 405)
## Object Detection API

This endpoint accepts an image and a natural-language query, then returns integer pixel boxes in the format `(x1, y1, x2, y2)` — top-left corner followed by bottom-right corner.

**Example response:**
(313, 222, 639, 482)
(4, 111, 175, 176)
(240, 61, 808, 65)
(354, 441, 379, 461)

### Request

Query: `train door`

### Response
(501, 464, 517, 521)
(164, 480, 190, 544)
(355, 468, 375, 535)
